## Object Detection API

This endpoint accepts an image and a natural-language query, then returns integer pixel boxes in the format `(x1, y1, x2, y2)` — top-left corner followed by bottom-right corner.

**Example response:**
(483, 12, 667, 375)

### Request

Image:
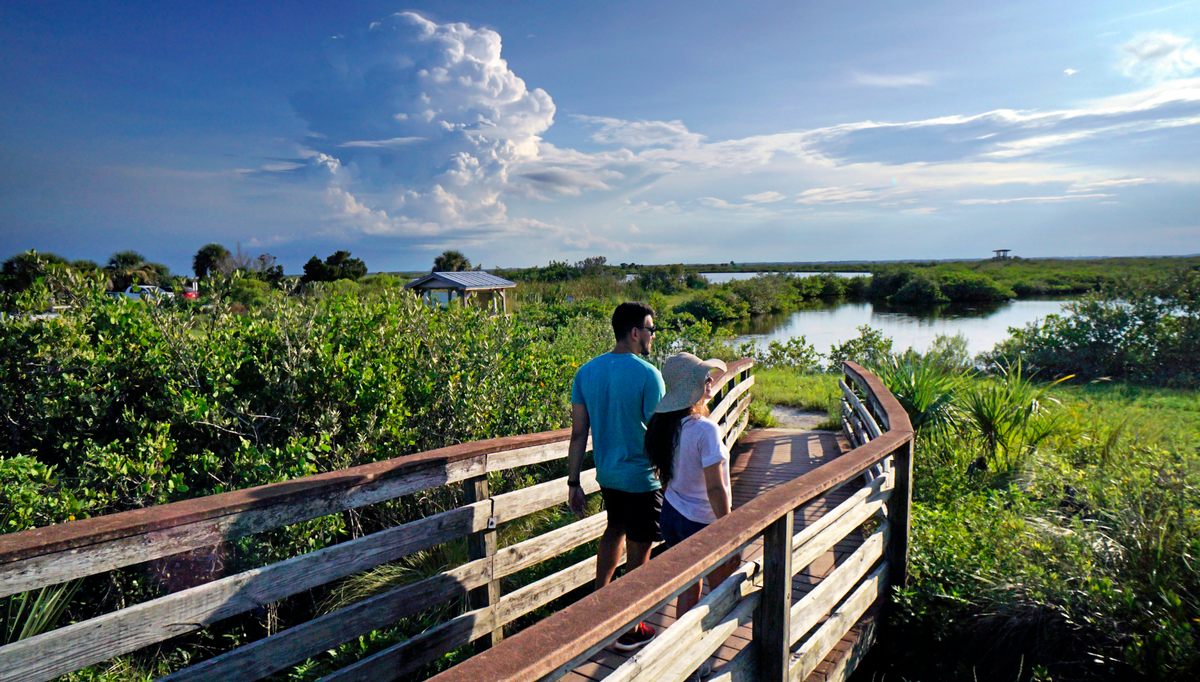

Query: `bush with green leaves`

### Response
(736, 336, 822, 372)
(826, 324, 894, 370)
(672, 288, 750, 324)
(937, 271, 1015, 303)
(889, 273, 949, 305)
(728, 274, 798, 315)
(987, 272, 1200, 387)
(0, 287, 607, 524)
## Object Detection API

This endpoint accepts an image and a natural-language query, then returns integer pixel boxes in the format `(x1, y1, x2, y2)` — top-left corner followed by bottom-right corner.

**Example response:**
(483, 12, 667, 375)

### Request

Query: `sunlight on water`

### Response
(733, 299, 1071, 357)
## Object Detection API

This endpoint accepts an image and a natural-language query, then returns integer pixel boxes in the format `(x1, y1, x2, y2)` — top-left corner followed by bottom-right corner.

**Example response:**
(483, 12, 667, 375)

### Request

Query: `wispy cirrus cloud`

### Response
(573, 115, 706, 149)
(743, 190, 786, 203)
(796, 186, 893, 205)
(958, 193, 1112, 206)
(850, 70, 936, 88)
(1119, 31, 1200, 82)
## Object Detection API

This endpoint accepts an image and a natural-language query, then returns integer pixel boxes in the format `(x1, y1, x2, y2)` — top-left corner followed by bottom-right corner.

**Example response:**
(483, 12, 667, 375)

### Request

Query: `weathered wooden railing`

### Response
(0, 359, 756, 682)
(433, 361, 914, 682)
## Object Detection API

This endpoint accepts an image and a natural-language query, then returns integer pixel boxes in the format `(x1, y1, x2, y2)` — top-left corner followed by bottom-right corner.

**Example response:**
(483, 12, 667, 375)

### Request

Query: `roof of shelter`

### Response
(404, 271, 517, 291)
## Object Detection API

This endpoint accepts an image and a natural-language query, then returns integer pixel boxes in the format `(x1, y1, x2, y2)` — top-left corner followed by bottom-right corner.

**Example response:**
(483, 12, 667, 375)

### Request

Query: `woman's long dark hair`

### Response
(645, 408, 692, 488)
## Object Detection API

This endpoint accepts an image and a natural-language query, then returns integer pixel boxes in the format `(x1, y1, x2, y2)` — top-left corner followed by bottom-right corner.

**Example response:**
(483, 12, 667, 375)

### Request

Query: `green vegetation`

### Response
(742, 332, 1197, 681)
(987, 269, 1200, 387)
(0, 280, 612, 677)
(753, 369, 841, 416)
(432, 249, 472, 272)
(2, 249, 1197, 680)
(300, 249, 368, 284)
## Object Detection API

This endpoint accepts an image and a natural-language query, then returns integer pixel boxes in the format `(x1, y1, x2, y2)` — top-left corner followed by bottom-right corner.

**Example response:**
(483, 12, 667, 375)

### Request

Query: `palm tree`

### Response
(105, 251, 163, 289)
(193, 243, 231, 278)
(433, 250, 472, 272)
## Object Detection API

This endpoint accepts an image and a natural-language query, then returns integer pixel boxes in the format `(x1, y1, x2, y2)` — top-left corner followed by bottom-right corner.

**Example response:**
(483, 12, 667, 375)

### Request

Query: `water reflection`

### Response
(732, 299, 1071, 357)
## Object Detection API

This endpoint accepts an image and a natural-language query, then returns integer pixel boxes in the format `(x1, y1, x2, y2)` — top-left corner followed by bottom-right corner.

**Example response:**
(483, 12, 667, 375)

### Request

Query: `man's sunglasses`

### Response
(640, 326, 658, 335)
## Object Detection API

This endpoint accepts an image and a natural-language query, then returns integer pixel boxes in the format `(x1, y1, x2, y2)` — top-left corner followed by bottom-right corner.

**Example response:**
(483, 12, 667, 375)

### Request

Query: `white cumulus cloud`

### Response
(291, 11, 555, 239)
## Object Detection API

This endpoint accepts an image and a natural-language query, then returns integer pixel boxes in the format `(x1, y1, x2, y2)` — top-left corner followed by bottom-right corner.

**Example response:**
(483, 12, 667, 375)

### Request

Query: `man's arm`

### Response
(567, 403, 590, 517)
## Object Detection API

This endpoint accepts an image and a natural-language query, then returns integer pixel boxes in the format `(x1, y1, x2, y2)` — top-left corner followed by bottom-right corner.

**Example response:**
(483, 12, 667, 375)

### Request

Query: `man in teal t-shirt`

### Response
(567, 302, 665, 651)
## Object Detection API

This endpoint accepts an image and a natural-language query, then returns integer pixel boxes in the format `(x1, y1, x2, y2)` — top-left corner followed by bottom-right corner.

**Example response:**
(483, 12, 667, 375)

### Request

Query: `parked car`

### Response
(108, 285, 175, 302)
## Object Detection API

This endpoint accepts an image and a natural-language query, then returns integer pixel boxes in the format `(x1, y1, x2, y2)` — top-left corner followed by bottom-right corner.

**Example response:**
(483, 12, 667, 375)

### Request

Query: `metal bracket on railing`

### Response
(487, 515, 498, 530)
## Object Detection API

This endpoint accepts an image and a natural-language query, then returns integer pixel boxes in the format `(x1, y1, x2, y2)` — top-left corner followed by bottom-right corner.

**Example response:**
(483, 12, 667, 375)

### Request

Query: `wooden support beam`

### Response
(886, 438, 914, 589)
(755, 513, 794, 681)
(464, 475, 503, 650)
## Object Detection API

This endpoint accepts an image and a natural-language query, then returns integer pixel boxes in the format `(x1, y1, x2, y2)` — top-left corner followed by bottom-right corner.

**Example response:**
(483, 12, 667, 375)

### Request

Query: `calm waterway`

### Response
(701, 271, 866, 283)
(732, 299, 1072, 357)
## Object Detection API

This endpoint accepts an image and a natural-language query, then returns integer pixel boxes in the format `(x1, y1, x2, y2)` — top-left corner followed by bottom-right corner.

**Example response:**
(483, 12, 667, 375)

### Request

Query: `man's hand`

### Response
(568, 484, 586, 517)
(568, 403, 590, 518)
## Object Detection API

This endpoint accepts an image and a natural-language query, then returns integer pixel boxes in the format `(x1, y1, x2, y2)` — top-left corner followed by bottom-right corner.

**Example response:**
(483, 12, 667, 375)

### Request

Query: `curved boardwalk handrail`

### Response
(0, 429, 575, 598)
(432, 361, 913, 682)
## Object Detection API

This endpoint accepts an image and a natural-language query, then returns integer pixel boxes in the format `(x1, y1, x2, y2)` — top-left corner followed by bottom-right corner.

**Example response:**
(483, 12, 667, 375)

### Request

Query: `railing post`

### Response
(464, 474, 503, 649)
(755, 512, 794, 680)
(885, 438, 914, 589)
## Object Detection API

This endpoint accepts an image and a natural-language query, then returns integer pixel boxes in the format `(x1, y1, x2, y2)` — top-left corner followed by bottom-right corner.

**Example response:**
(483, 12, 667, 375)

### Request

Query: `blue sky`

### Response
(2, 1, 1198, 273)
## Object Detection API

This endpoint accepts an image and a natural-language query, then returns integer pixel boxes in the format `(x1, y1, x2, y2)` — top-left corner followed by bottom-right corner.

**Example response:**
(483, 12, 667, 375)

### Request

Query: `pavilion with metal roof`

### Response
(404, 271, 517, 313)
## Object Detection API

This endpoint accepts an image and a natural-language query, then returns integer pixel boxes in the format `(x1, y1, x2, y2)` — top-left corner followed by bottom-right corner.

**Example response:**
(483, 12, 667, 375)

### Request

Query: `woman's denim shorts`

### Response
(660, 496, 710, 547)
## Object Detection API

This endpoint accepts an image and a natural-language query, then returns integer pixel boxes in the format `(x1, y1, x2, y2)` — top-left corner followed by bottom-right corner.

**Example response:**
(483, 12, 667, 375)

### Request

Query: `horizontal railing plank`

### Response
(324, 553, 603, 682)
(0, 430, 585, 597)
(493, 512, 607, 579)
(710, 375, 755, 426)
(0, 501, 491, 682)
(840, 380, 882, 440)
(791, 474, 889, 574)
(719, 393, 751, 440)
(789, 525, 887, 645)
(789, 563, 887, 682)
(723, 410, 750, 451)
(844, 363, 902, 432)
(320, 602, 498, 682)
(606, 561, 760, 682)
(161, 482, 605, 682)
(484, 436, 589, 473)
(711, 359, 754, 397)
(162, 558, 491, 681)
(492, 469, 599, 524)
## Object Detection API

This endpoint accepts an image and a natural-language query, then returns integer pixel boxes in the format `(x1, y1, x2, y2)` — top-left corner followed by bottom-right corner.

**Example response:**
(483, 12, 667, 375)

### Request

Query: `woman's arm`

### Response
(703, 460, 731, 520)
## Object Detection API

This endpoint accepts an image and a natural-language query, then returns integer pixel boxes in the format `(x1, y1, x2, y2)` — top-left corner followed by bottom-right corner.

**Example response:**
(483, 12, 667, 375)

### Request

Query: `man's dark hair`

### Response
(612, 301, 655, 341)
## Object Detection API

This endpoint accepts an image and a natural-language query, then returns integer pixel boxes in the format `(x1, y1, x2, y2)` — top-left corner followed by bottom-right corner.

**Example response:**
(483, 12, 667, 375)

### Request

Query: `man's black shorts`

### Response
(600, 487, 663, 543)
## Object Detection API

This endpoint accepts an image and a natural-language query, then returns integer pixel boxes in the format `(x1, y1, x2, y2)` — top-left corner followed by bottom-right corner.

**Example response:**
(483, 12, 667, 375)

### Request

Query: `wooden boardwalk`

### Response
(566, 427, 867, 682)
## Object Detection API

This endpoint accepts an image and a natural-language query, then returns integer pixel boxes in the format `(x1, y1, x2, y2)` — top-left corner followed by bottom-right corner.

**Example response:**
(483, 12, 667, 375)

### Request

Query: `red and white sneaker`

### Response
(612, 621, 656, 652)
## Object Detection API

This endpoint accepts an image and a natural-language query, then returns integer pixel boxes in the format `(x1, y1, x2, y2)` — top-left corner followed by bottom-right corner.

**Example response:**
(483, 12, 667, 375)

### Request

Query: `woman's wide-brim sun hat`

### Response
(655, 352, 728, 413)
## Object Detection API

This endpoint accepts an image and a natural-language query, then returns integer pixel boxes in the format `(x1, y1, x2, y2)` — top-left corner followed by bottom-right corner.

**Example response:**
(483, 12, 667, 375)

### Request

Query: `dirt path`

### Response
(769, 406, 831, 430)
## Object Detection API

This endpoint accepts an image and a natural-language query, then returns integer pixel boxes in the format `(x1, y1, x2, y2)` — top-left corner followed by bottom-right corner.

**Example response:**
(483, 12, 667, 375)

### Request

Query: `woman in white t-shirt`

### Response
(645, 352, 741, 618)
